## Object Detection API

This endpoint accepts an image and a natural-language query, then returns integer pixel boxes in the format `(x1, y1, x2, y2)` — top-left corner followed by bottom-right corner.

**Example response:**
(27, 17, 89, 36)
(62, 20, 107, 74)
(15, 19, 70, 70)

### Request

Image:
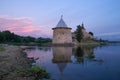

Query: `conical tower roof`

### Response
(57, 63, 67, 74)
(56, 15, 68, 27)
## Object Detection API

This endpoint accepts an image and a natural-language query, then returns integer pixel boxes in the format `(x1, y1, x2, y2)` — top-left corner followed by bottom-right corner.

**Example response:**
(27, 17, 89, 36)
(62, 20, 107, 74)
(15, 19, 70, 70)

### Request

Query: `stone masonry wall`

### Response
(52, 28, 72, 44)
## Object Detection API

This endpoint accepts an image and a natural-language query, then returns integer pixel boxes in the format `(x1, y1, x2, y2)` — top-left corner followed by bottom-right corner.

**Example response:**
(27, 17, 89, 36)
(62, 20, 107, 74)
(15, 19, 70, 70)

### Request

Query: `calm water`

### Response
(25, 44, 120, 80)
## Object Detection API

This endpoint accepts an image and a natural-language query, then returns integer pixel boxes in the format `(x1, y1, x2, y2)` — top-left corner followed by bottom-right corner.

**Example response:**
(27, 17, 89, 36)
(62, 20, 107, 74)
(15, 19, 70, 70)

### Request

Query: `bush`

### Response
(17, 65, 50, 80)
(29, 65, 50, 79)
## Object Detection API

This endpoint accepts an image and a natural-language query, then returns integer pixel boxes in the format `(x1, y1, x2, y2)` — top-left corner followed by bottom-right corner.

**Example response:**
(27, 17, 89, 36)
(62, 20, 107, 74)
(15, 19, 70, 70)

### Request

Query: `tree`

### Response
(0, 30, 52, 43)
(75, 25, 83, 42)
(89, 32, 94, 36)
(35, 37, 52, 43)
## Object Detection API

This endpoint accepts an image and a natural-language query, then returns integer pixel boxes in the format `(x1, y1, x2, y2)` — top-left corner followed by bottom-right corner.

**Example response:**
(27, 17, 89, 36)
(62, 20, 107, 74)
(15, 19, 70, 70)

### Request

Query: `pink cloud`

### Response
(0, 16, 52, 38)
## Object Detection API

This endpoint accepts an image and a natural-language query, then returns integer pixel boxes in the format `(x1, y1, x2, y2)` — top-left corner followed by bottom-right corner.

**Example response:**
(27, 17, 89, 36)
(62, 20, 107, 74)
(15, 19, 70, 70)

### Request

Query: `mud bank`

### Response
(0, 46, 35, 80)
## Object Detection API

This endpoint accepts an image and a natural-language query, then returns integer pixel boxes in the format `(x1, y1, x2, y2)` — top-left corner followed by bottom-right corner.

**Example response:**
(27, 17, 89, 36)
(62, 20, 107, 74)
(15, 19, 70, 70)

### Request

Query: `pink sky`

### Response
(0, 16, 52, 38)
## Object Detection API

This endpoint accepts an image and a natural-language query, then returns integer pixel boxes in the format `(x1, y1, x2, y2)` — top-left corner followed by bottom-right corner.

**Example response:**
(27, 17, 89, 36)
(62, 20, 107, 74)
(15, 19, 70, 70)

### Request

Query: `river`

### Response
(25, 44, 120, 80)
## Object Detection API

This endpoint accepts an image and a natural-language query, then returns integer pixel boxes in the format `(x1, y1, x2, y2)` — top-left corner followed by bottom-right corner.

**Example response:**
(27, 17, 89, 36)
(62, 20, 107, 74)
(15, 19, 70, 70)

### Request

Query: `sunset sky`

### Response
(0, 0, 120, 40)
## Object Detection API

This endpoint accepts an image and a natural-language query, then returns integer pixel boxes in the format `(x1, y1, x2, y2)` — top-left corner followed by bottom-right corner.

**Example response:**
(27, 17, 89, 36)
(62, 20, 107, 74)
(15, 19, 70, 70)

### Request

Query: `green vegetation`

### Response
(87, 52, 95, 59)
(0, 30, 52, 45)
(75, 25, 83, 42)
(17, 65, 50, 80)
(30, 65, 50, 79)
(74, 24, 102, 45)
(0, 45, 4, 51)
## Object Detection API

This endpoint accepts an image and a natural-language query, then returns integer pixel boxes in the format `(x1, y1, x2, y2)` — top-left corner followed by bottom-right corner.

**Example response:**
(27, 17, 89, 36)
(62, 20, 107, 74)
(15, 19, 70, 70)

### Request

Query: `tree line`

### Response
(0, 30, 52, 43)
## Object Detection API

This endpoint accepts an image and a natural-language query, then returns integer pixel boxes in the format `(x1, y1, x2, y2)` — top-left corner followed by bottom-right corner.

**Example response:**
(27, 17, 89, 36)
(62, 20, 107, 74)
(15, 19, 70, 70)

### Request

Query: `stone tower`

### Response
(52, 16, 72, 45)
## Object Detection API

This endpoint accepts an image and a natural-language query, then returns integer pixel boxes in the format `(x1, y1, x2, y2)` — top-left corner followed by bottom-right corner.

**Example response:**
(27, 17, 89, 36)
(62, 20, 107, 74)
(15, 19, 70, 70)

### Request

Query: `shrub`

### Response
(29, 65, 50, 79)
(17, 65, 50, 80)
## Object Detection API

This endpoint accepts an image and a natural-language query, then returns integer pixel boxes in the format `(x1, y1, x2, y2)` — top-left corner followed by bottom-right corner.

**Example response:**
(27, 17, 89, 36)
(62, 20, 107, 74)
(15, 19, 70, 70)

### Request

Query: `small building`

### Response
(52, 16, 72, 45)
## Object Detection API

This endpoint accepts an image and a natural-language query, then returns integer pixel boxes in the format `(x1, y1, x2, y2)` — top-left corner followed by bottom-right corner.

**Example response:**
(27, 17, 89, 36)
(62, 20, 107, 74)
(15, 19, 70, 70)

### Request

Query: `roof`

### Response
(56, 15, 68, 27)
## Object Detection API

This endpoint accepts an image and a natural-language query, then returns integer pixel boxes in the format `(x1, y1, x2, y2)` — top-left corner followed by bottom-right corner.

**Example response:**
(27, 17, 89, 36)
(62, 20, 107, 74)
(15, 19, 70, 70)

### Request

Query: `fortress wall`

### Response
(52, 28, 72, 44)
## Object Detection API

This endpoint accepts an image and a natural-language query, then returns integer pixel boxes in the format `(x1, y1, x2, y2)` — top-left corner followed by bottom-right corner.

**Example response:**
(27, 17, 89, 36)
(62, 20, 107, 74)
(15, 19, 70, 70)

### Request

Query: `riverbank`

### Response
(0, 45, 35, 80)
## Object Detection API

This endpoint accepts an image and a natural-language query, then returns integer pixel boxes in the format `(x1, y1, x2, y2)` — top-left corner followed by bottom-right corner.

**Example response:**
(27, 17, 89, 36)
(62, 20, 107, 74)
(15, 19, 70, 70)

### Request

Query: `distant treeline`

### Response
(0, 30, 52, 43)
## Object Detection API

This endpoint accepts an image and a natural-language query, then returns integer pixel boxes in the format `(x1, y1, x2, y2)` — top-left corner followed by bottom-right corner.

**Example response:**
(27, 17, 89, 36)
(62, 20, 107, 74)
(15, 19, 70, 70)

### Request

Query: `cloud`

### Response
(0, 16, 52, 38)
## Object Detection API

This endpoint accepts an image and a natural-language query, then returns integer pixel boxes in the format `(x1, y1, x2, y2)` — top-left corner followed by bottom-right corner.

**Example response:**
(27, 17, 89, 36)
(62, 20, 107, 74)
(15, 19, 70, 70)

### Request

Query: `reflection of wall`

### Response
(52, 47, 72, 63)
(52, 47, 72, 73)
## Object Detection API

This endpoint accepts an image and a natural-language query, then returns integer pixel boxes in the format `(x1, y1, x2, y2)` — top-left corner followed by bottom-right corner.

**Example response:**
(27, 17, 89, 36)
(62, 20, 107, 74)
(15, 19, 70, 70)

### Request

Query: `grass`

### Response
(29, 65, 50, 79)
(0, 45, 5, 51)
(17, 65, 50, 80)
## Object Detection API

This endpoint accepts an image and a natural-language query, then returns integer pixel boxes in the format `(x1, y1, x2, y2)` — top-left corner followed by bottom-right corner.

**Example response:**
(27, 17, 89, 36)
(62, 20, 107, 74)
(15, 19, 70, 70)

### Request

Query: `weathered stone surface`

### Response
(52, 27, 72, 44)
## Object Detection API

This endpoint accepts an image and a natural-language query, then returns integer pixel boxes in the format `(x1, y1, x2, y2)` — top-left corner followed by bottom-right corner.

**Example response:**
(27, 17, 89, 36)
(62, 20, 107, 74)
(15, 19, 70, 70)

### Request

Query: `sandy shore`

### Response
(0, 46, 35, 80)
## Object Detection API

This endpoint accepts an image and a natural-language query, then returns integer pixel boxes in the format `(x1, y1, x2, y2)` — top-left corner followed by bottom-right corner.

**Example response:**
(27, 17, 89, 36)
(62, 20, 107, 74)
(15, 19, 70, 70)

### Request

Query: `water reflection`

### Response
(74, 47, 84, 63)
(73, 46, 95, 63)
(52, 47, 72, 74)
(52, 47, 72, 63)
(25, 45, 120, 80)
(52, 46, 101, 74)
(74, 46, 104, 64)
(52, 46, 103, 66)
(38, 47, 51, 52)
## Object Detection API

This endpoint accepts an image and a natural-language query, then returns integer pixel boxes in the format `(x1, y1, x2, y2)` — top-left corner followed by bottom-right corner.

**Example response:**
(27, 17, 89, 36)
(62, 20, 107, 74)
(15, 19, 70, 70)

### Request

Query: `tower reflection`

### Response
(52, 46, 102, 73)
(52, 47, 72, 73)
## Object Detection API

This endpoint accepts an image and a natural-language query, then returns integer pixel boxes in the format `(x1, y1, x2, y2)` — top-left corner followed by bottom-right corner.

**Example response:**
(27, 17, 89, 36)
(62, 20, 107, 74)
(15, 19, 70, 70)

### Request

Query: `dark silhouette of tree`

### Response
(36, 37, 52, 43)
(75, 47, 84, 63)
(89, 32, 94, 36)
(0, 30, 52, 43)
(75, 47, 84, 57)
(75, 25, 83, 42)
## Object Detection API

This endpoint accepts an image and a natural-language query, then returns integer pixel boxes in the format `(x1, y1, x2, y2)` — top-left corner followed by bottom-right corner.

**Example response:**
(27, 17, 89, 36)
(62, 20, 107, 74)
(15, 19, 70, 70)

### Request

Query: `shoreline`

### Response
(0, 46, 35, 80)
